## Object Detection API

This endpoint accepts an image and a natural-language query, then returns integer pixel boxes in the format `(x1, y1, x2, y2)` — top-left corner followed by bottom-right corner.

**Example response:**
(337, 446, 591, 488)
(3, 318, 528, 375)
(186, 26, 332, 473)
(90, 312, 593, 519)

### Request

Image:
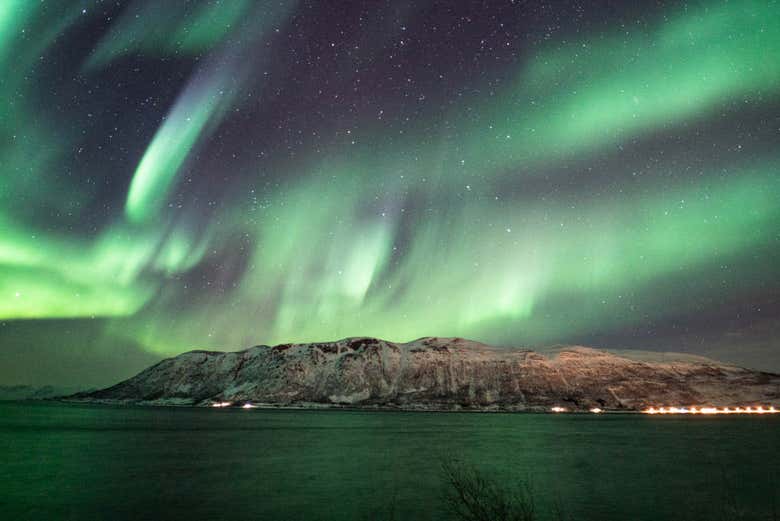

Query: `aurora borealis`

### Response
(1, 0, 779, 385)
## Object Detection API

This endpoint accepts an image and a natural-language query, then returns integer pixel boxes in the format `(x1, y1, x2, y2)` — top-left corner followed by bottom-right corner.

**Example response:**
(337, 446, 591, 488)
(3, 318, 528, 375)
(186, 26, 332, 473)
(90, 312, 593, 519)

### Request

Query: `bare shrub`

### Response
(441, 459, 535, 521)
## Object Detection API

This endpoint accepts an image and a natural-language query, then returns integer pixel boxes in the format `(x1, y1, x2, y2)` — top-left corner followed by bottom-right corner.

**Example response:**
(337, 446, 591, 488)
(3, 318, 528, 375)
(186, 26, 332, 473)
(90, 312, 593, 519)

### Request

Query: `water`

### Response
(1, 402, 778, 520)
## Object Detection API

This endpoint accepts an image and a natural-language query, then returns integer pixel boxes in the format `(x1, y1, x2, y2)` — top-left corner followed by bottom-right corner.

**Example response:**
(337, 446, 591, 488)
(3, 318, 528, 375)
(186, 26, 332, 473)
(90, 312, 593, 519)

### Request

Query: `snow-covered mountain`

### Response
(69, 337, 780, 411)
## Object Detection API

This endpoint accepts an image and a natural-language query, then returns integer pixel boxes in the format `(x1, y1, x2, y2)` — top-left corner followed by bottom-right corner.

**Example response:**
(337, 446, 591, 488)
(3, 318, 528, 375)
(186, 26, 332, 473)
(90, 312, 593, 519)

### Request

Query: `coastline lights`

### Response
(211, 401, 232, 408)
(589, 408, 603, 414)
(550, 406, 567, 413)
(643, 405, 778, 415)
(241, 403, 256, 409)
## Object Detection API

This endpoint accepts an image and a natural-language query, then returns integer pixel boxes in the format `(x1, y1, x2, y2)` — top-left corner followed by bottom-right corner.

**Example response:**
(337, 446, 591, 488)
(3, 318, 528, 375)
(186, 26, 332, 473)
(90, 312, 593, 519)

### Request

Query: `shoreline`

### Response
(48, 399, 780, 416)
(53, 398, 630, 414)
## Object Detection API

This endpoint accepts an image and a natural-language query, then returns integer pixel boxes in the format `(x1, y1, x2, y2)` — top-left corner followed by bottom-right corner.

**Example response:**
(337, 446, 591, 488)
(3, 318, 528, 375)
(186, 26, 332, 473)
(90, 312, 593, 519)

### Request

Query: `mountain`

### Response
(68, 337, 780, 411)
(0, 385, 85, 401)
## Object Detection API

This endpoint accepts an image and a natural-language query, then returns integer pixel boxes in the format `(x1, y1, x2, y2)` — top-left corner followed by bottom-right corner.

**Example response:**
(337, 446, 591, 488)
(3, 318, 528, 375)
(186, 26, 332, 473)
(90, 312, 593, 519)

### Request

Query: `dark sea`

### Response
(0, 401, 778, 520)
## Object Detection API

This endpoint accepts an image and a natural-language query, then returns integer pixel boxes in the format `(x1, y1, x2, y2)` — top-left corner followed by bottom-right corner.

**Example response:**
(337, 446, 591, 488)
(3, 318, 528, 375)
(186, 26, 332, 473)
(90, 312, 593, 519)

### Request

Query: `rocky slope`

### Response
(69, 337, 780, 411)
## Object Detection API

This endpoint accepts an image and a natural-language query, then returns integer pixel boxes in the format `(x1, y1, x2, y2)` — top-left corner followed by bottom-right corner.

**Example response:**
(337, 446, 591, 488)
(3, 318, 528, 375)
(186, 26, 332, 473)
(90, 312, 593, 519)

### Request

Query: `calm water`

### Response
(0, 402, 778, 520)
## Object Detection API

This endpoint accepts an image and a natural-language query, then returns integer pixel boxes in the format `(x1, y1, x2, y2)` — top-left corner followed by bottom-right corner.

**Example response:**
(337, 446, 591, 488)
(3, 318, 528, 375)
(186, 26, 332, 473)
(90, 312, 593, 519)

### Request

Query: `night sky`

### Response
(1, 0, 779, 387)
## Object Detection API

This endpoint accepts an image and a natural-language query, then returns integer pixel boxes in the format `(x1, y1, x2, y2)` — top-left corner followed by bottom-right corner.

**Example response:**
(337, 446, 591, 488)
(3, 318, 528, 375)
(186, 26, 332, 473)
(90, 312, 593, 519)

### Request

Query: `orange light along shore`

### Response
(642, 406, 779, 415)
(550, 406, 602, 413)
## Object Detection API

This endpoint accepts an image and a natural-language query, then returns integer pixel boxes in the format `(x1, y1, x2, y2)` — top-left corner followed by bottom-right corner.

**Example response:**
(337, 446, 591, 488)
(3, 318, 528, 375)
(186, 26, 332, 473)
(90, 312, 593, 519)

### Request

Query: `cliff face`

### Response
(71, 337, 780, 410)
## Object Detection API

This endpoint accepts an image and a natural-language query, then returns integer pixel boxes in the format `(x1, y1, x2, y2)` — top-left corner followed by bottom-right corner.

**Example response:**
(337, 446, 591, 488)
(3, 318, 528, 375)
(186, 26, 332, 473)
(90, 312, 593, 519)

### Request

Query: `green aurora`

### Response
(1, 0, 779, 383)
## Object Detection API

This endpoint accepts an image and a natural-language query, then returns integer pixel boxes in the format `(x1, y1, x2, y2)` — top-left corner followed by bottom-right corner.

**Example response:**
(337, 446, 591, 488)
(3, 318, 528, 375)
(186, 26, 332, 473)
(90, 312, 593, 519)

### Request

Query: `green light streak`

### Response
(461, 0, 780, 172)
(123, 0, 296, 223)
(0, 215, 210, 319)
(0, 0, 32, 68)
(84, 0, 253, 70)
(125, 76, 229, 223)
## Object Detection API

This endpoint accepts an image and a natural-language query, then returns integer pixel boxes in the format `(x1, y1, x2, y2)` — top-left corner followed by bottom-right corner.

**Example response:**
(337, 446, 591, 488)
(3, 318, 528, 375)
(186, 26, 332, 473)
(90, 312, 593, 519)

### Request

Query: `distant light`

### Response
(642, 405, 779, 415)
(550, 406, 566, 413)
(211, 401, 232, 408)
(242, 403, 256, 409)
(589, 407, 603, 414)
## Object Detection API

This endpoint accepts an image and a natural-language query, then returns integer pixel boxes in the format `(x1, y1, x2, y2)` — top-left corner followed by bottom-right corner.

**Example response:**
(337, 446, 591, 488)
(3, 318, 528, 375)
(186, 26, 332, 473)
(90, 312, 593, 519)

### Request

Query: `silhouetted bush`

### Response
(441, 459, 536, 521)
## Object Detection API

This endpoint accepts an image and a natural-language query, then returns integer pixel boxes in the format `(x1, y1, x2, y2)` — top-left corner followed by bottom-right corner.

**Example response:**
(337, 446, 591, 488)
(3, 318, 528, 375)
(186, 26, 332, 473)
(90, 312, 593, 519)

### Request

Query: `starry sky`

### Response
(1, 0, 779, 386)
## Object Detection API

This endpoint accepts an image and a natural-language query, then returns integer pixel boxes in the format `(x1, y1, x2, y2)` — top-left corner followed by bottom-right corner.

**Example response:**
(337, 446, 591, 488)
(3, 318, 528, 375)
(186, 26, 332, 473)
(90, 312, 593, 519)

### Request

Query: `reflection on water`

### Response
(0, 402, 778, 520)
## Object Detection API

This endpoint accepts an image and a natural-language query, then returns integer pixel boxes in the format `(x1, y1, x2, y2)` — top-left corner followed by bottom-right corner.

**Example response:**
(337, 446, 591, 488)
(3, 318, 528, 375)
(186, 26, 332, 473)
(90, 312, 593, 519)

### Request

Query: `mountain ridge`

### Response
(68, 336, 780, 411)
